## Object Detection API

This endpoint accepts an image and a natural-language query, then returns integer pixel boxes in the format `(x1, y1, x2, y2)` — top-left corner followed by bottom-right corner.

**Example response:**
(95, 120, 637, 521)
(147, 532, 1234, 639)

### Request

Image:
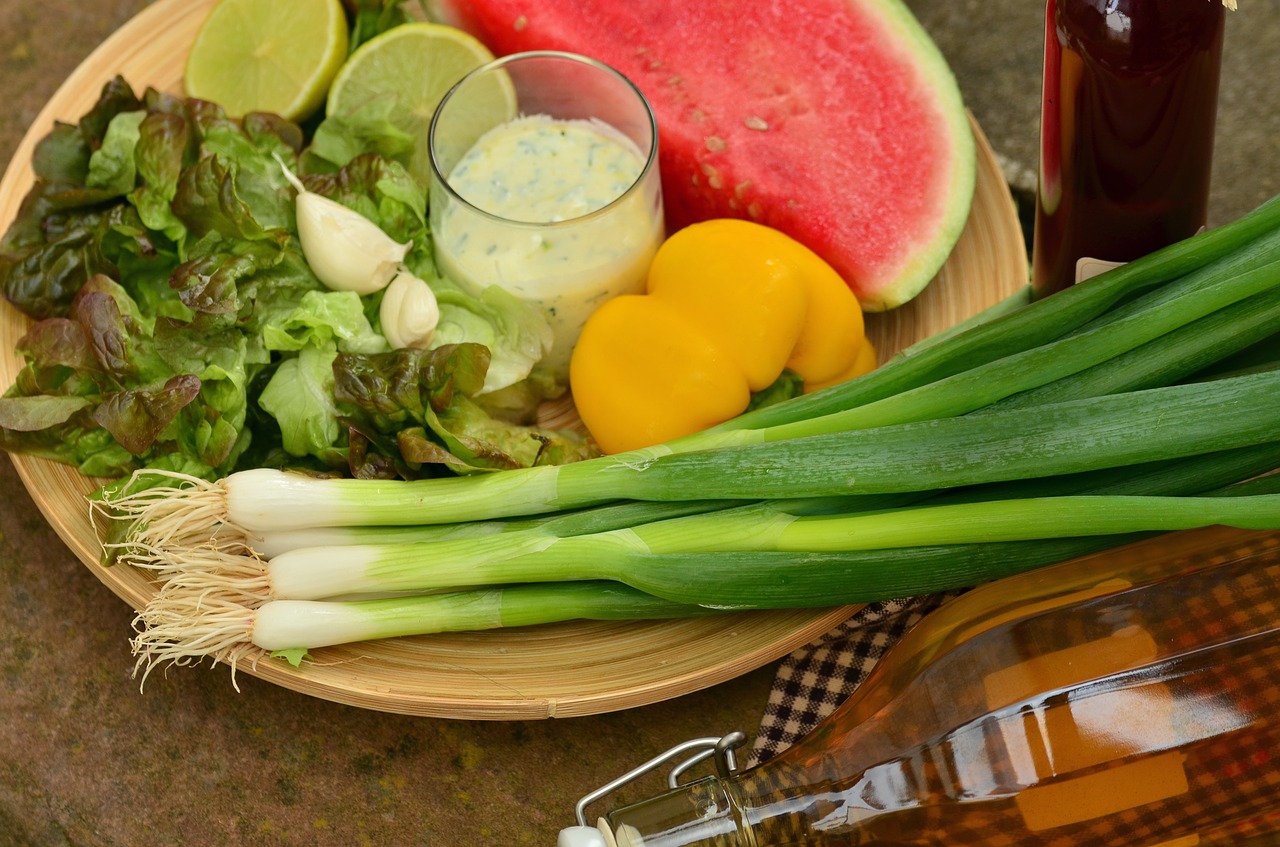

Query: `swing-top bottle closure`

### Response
(558, 732, 748, 847)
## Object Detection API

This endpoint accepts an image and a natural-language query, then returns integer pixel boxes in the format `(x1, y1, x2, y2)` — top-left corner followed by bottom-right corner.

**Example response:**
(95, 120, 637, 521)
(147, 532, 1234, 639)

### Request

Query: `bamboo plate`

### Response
(0, 0, 1029, 719)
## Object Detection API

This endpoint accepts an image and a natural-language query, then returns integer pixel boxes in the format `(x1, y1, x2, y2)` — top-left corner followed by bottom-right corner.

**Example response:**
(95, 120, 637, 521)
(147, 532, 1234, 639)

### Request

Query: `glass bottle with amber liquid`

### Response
(559, 528, 1280, 846)
(1032, 0, 1228, 298)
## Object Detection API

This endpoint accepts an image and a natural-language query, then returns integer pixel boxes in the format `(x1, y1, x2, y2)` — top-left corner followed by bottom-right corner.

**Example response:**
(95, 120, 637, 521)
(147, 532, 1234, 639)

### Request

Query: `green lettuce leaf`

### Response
(303, 103, 416, 176)
(261, 289, 388, 355)
(90, 373, 203, 455)
(331, 345, 596, 476)
(130, 110, 194, 245)
(0, 275, 249, 478)
(0, 394, 92, 431)
(257, 344, 343, 462)
(431, 280, 554, 395)
(345, 0, 418, 53)
(190, 104, 302, 232)
(86, 110, 146, 196)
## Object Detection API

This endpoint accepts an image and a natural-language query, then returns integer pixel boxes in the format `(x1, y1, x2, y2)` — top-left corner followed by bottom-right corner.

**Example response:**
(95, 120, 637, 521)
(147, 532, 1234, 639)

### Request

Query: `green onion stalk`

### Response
(101, 367, 1280, 539)
(128, 477, 1280, 676)
(112, 283, 1280, 561)
(148, 493, 1280, 602)
(131, 581, 718, 689)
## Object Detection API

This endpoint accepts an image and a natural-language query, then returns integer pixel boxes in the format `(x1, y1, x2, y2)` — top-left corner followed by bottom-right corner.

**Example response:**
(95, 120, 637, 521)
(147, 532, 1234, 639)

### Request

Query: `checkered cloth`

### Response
(751, 591, 961, 766)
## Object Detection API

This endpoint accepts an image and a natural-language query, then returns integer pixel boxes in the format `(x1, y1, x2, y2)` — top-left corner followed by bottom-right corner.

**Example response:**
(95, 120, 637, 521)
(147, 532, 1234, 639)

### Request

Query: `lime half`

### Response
(326, 22, 516, 185)
(184, 0, 349, 122)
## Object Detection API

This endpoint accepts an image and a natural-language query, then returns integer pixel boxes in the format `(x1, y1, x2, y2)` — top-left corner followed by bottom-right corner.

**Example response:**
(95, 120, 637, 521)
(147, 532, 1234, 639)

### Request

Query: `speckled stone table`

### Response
(2, 2, 1277, 845)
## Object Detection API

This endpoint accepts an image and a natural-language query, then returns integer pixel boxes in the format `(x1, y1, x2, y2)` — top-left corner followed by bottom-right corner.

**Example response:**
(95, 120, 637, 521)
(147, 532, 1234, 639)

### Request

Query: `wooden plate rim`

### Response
(0, 0, 1028, 719)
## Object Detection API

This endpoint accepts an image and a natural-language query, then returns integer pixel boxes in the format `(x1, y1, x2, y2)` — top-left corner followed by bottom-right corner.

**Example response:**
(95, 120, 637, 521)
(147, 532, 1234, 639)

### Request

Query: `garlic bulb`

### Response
(277, 156, 410, 295)
(379, 270, 441, 350)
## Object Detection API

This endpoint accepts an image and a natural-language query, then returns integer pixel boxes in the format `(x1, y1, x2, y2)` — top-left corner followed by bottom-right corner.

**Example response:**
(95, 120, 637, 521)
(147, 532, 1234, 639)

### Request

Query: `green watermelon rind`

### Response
(860, 0, 976, 312)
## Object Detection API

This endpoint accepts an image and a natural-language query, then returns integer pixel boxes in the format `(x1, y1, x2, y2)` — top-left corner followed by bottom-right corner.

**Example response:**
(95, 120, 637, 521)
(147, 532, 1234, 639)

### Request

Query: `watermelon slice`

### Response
(427, 0, 975, 311)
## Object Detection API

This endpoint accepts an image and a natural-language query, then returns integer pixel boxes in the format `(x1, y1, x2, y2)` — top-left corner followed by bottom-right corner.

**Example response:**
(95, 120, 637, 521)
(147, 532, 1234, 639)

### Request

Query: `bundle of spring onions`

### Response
(100, 195, 1280, 680)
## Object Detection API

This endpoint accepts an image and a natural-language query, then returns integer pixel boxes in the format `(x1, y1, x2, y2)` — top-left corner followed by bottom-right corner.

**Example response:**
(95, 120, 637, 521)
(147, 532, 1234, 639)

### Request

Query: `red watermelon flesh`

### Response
(428, 0, 976, 311)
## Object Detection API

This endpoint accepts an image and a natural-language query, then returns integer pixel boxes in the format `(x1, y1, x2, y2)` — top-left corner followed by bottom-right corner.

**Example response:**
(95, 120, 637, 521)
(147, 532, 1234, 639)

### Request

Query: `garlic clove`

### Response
(296, 192, 411, 295)
(276, 153, 411, 295)
(380, 270, 441, 350)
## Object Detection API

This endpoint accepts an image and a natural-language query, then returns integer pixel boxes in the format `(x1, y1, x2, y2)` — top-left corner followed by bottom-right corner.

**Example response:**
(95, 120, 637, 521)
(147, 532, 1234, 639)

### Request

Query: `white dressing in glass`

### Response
(433, 114, 663, 381)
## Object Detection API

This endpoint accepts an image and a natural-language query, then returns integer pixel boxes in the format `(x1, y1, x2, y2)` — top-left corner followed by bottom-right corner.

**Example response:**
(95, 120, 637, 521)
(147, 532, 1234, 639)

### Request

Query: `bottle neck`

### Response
(597, 753, 916, 847)
(598, 776, 752, 847)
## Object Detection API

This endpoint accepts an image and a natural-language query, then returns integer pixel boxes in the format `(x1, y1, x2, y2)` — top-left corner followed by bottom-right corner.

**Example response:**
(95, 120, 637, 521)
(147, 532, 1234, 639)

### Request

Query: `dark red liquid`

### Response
(1032, 0, 1225, 299)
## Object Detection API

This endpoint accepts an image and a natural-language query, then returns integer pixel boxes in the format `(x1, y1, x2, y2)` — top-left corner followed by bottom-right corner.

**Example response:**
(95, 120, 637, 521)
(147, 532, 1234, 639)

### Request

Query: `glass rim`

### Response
(427, 50, 661, 229)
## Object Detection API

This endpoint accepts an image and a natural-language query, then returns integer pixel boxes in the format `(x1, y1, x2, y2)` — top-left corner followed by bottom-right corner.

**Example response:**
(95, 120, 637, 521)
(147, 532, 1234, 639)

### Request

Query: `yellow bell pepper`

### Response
(570, 219, 875, 454)
(645, 224, 809, 392)
(570, 296, 752, 453)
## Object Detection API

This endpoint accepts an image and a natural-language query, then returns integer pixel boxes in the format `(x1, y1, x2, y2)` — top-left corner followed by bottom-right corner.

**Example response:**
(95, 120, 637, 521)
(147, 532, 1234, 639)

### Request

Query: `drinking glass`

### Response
(428, 51, 664, 382)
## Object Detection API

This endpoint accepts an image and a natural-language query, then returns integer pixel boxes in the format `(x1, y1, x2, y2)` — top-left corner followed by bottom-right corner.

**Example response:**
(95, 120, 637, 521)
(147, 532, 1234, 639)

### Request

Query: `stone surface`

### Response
(1, 1, 1278, 845)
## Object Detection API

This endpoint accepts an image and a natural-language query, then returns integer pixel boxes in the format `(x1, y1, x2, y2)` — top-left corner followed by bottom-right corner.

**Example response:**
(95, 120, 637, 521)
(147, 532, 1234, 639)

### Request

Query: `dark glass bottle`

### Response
(560, 529, 1280, 846)
(1032, 0, 1226, 298)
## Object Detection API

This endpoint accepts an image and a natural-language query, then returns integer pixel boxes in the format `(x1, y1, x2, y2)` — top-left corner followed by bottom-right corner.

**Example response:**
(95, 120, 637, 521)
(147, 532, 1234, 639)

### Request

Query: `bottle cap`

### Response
(557, 824, 609, 847)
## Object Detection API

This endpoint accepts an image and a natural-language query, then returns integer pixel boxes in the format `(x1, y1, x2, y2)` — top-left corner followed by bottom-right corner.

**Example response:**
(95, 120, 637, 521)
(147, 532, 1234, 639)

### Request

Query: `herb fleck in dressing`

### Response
(434, 114, 664, 381)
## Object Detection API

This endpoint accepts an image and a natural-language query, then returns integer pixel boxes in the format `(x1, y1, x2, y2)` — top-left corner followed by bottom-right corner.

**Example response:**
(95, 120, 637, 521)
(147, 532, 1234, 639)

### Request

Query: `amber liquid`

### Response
(604, 532, 1280, 847)
(743, 642, 1280, 845)
(1031, 0, 1225, 298)
(731, 545, 1280, 846)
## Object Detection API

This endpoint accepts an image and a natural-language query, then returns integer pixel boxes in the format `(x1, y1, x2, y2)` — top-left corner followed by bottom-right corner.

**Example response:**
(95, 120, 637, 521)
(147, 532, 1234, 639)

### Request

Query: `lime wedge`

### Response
(326, 22, 516, 185)
(183, 0, 349, 122)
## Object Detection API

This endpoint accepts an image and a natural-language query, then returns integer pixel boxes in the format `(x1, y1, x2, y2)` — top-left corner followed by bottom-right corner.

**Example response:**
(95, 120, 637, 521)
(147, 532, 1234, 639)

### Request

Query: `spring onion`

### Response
(123, 441, 1280, 612)
(131, 581, 715, 686)
(243, 497, 746, 559)
(134, 493, 1280, 603)
(129, 462, 1280, 678)
(981, 286, 1280, 412)
(215, 441, 1280, 560)
(617, 471, 1280, 608)
(116, 365, 1280, 540)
